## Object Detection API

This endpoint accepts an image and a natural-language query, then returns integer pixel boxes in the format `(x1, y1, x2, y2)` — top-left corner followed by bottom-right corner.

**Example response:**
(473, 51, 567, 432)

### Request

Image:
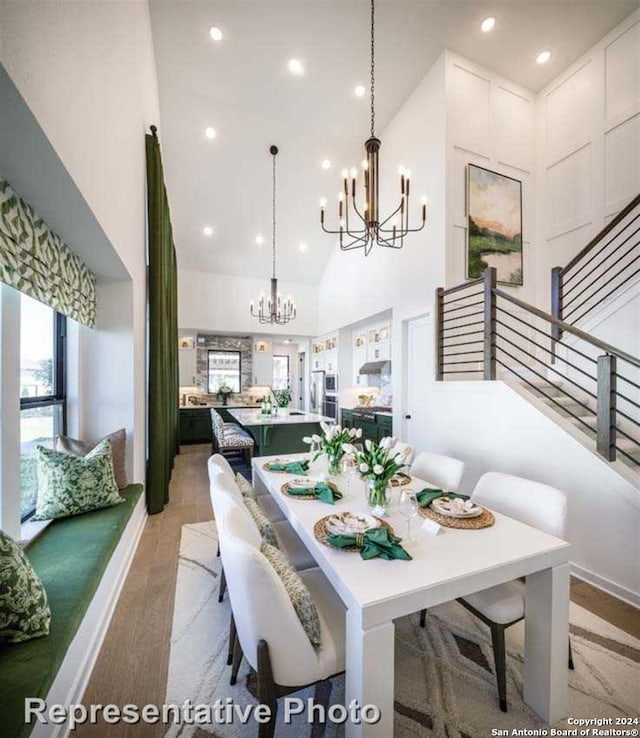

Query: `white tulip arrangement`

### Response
(342, 436, 407, 486)
(303, 422, 363, 473)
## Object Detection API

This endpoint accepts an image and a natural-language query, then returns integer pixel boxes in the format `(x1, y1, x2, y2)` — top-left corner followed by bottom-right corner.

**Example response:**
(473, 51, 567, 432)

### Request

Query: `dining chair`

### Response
(219, 504, 346, 738)
(420, 471, 574, 712)
(410, 450, 465, 491)
(208, 453, 285, 522)
(209, 458, 316, 671)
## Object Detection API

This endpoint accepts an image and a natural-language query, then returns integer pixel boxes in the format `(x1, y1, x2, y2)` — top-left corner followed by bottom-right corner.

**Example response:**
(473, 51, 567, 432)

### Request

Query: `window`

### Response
(207, 350, 241, 393)
(272, 355, 290, 390)
(20, 294, 66, 520)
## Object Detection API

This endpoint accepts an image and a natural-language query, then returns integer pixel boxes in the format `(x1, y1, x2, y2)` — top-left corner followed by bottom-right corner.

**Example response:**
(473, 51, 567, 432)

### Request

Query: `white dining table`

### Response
(252, 453, 572, 738)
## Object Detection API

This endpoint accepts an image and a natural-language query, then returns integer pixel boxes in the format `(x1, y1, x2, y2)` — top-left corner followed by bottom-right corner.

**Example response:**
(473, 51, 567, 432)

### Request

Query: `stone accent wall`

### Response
(195, 335, 253, 396)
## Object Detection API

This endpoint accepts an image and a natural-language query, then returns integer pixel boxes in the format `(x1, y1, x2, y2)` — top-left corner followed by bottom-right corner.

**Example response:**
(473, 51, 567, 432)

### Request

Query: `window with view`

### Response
(207, 350, 241, 394)
(20, 293, 66, 520)
(272, 355, 290, 391)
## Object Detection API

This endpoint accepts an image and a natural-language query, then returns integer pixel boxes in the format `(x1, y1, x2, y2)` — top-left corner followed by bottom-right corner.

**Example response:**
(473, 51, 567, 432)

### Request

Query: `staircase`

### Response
(435, 193, 640, 479)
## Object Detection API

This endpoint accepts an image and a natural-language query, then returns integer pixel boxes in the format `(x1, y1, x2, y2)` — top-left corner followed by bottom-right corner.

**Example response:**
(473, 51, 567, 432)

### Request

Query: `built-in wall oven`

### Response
(323, 394, 338, 421)
(324, 374, 338, 393)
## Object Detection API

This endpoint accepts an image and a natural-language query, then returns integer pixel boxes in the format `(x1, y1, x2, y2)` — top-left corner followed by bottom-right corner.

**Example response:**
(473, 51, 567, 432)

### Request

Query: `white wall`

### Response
(178, 269, 319, 337)
(535, 9, 640, 319)
(0, 0, 161, 482)
(421, 380, 640, 605)
(445, 52, 537, 302)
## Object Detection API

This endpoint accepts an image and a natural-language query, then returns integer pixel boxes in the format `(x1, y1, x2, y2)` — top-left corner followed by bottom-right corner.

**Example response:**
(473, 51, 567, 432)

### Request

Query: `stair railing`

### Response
(436, 267, 640, 466)
(551, 192, 640, 344)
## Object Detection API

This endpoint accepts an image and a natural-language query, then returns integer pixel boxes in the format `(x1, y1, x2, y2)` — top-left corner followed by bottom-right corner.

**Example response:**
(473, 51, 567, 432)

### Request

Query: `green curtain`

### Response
(0, 177, 96, 327)
(145, 128, 179, 514)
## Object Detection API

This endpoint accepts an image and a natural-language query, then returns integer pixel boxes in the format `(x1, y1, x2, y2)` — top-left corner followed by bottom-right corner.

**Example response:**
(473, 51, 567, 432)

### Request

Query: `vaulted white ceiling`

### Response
(149, 0, 638, 285)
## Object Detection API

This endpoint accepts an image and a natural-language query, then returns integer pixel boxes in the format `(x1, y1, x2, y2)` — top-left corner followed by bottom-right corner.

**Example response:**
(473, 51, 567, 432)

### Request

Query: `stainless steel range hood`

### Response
(359, 360, 391, 376)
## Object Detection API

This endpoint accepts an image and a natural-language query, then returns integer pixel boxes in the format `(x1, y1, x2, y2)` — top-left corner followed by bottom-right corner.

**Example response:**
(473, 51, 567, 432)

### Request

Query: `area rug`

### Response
(165, 521, 639, 737)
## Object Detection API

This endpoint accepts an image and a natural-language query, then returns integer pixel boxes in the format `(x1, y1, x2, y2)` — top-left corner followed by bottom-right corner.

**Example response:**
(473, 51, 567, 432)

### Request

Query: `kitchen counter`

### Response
(227, 408, 333, 427)
(178, 402, 259, 409)
(228, 408, 332, 456)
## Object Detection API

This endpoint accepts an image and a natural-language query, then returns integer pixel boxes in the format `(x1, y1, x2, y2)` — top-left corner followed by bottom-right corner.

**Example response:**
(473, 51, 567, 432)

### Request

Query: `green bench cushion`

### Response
(0, 484, 143, 738)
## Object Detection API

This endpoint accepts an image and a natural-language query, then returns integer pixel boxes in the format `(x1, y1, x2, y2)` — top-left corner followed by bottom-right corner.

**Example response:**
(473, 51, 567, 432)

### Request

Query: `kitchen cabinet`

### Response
(324, 349, 338, 374)
(179, 347, 197, 386)
(341, 408, 353, 429)
(311, 352, 325, 372)
(377, 414, 393, 441)
(353, 417, 377, 443)
(252, 342, 273, 385)
(366, 322, 391, 362)
(179, 408, 213, 445)
(352, 331, 367, 385)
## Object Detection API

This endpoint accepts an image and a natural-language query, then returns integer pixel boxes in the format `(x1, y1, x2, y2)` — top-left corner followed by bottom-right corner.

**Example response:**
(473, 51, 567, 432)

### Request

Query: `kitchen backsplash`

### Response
(195, 334, 253, 394)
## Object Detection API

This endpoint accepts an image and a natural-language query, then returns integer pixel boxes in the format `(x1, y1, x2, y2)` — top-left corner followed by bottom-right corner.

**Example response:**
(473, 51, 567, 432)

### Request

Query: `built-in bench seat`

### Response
(0, 484, 144, 738)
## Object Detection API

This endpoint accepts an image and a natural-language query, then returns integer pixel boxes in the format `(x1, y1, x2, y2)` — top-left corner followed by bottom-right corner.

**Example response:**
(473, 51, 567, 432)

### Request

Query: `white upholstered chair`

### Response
(219, 504, 346, 737)
(420, 471, 573, 712)
(410, 450, 465, 491)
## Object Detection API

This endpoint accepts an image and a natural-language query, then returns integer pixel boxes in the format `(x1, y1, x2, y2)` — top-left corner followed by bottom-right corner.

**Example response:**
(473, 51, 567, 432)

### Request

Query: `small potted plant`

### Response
(304, 422, 361, 476)
(273, 387, 292, 415)
(343, 437, 408, 516)
(216, 382, 233, 406)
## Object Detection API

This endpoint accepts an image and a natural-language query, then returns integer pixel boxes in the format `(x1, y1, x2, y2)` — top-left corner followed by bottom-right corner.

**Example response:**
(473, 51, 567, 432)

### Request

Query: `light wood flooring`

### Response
(77, 445, 639, 736)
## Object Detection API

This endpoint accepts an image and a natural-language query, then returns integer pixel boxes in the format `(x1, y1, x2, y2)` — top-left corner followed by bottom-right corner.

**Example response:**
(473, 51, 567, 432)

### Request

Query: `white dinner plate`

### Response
(325, 511, 381, 536)
(432, 496, 483, 518)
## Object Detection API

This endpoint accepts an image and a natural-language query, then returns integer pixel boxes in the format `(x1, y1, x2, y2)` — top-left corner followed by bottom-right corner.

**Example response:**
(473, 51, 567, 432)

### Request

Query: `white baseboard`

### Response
(28, 494, 148, 738)
(571, 562, 640, 609)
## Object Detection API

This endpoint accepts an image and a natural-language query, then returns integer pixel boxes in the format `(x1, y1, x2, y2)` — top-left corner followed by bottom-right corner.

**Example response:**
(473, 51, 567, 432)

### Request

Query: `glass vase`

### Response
(327, 454, 343, 476)
(367, 478, 390, 517)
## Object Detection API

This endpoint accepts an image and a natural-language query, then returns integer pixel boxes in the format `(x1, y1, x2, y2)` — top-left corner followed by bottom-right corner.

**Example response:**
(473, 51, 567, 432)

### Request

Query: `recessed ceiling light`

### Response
(299, 242, 308, 252)
(354, 84, 366, 97)
(321, 159, 331, 170)
(204, 126, 216, 140)
(203, 226, 214, 237)
(481, 17, 496, 33)
(209, 26, 223, 42)
(255, 234, 264, 245)
(536, 50, 551, 65)
(288, 58, 305, 76)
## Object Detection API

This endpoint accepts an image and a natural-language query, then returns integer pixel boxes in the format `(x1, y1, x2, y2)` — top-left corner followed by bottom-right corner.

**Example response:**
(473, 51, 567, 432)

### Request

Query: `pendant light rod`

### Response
(250, 145, 297, 324)
(319, 0, 427, 255)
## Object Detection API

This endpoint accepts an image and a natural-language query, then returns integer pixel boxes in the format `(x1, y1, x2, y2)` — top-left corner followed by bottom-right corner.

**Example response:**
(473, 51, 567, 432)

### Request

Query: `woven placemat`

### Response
(313, 515, 393, 551)
(418, 505, 495, 529)
(390, 472, 412, 488)
(281, 480, 339, 501)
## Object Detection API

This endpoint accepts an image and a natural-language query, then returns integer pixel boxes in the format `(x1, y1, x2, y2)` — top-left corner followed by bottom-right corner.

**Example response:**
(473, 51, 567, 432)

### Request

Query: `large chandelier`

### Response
(250, 145, 297, 324)
(320, 0, 427, 256)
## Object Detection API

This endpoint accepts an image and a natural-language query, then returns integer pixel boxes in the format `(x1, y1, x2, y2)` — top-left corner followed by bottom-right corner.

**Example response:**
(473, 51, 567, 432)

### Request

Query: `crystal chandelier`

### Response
(320, 0, 427, 256)
(250, 145, 297, 324)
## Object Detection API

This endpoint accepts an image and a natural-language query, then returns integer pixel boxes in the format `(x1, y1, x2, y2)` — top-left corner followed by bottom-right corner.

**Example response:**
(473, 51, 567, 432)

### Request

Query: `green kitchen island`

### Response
(227, 408, 334, 456)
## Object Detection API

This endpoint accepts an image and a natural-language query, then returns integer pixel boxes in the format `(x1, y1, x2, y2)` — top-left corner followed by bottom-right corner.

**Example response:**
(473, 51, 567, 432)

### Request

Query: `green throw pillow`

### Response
(0, 530, 51, 644)
(261, 542, 322, 649)
(243, 498, 277, 547)
(235, 472, 256, 499)
(34, 439, 124, 521)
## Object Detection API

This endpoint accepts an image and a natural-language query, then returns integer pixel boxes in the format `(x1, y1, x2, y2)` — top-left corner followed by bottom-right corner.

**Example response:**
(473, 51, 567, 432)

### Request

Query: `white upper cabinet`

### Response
(352, 330, 367, 385)
(311, 334, 338, 373)
(178, 347, 197, 386)
(366, 322, 391, 362)
(252, 339, 273, 385)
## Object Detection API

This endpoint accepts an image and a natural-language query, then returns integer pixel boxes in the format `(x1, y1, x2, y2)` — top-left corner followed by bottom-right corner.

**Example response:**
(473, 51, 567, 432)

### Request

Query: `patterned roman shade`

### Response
(0, 178, 96, 328)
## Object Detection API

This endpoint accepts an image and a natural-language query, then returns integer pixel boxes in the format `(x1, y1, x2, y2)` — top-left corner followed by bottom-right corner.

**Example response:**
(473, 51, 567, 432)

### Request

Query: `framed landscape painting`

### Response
(467, 164, 523, 285)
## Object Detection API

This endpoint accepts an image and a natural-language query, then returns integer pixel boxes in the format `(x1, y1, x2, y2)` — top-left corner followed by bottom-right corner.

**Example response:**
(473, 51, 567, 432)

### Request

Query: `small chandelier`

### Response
(320, 0, 427, 256)
(250, 145, 297, 324)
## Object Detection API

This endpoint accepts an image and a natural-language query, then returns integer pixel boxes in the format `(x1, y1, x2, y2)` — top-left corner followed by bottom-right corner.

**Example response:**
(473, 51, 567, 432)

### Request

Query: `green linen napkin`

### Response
(416, 488, 469, 508)
(328, 526, 412, 561)
(267, 460, 310, 475)
(287, 482, 343, 504)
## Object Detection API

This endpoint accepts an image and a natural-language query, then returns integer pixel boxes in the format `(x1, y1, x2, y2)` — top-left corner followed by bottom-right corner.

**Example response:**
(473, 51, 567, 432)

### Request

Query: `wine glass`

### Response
(309, 438, 321, 469)
(398, 489, 419, 545)
(341, 454, 359, 497)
